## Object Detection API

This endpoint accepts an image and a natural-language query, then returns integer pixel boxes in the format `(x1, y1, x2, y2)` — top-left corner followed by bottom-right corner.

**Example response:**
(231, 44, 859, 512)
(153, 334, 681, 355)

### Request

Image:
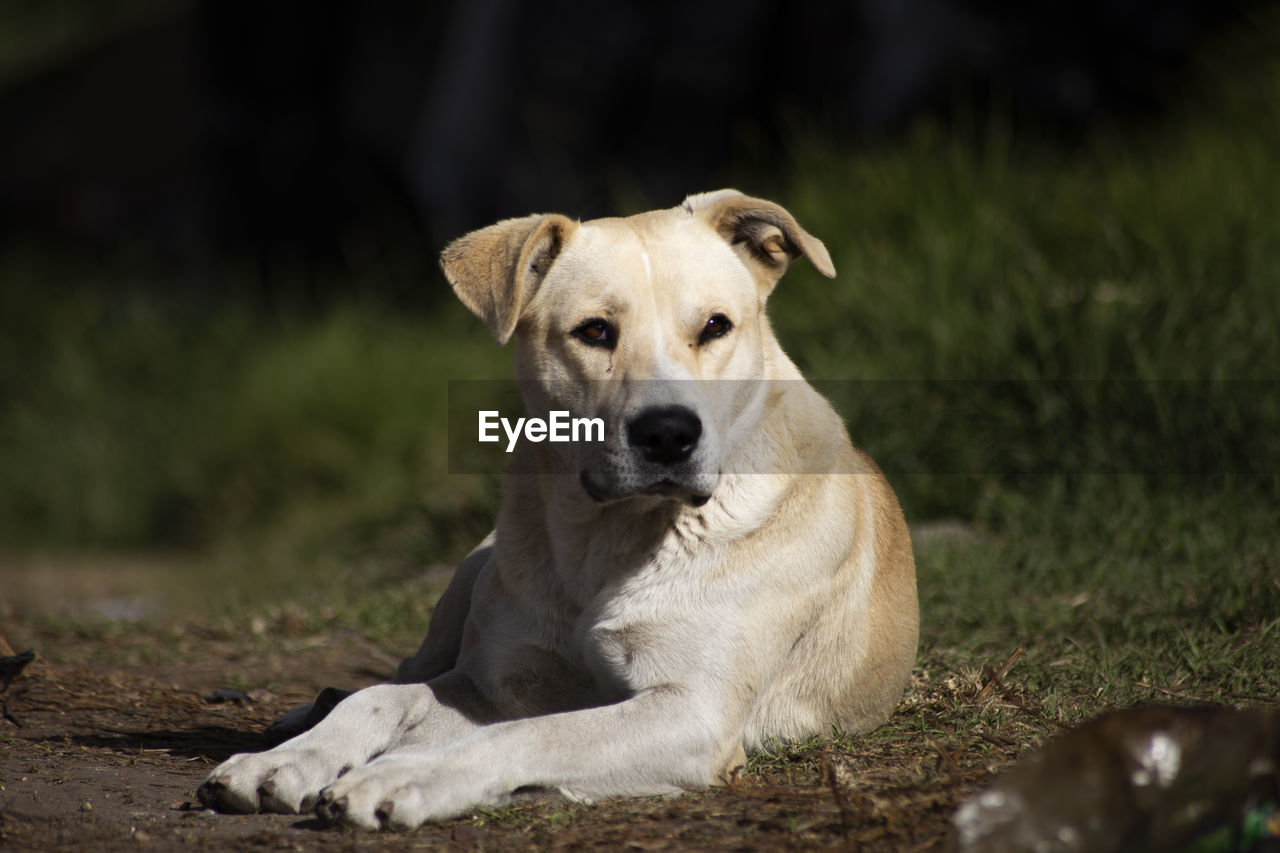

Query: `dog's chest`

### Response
(475, 518, 740, 708)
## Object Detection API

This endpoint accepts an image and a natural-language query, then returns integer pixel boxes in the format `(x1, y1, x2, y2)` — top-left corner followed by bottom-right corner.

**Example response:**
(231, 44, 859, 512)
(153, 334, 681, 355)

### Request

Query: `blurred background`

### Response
(1, 0, 1268, 259)
(1, 0, 1277, 621)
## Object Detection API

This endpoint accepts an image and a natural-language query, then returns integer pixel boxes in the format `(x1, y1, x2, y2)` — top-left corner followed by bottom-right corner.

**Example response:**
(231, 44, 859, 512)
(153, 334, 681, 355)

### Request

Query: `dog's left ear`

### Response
(683, 189, 836, 292)
(441, 213, 579, 344)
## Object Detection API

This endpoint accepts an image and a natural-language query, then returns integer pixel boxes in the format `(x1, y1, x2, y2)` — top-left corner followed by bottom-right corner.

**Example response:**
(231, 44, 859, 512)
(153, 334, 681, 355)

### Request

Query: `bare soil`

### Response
(0, 630, 1000, 852)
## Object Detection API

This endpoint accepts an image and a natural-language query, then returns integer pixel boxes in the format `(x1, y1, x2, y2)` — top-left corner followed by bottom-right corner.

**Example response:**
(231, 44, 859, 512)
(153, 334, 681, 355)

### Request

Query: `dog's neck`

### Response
(493, 440, 797, 609)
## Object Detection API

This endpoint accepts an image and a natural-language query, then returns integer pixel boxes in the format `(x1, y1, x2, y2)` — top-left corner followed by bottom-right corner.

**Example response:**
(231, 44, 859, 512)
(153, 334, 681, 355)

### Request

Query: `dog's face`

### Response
(442, 190, 835, 505)
(515, 212, 771, 505)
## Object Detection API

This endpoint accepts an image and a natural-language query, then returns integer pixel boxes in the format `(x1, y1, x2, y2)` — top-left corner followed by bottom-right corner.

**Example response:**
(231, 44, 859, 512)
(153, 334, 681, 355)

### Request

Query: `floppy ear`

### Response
(682, 189, 835, 292)
(440, 213, 578, 344)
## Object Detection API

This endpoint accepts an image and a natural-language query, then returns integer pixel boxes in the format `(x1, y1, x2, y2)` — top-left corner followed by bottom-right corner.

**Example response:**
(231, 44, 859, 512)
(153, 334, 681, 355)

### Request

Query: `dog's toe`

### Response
(257, 776, 299, 814)
(314, 789, 344, 826)
(316, 788, 384, 831)
(316, 771, 411, 831)
(200, 748, 339, 817)
(254, 763, 318, 814)
(197, 775, 258, 814)
(315, 789, 378, 829)
(376, 791, 435, 832)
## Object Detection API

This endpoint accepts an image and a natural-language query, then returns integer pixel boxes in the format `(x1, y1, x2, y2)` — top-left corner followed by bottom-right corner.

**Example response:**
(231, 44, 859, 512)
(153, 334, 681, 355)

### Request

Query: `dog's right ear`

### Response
(440, 214, 578, 344)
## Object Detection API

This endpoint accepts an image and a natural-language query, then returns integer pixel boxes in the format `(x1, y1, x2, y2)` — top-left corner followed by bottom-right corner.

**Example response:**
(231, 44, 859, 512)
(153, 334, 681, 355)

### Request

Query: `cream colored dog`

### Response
(197, 190, 918, 830)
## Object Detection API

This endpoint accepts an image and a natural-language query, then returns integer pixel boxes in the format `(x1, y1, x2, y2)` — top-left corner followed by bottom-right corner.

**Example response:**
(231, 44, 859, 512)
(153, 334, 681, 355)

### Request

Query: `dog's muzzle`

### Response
(578, 404, 715, 506)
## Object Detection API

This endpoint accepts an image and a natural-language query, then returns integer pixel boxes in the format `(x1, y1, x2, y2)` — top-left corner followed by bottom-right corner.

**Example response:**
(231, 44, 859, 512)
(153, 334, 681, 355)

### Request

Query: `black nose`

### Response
(627, 406, 702, 466)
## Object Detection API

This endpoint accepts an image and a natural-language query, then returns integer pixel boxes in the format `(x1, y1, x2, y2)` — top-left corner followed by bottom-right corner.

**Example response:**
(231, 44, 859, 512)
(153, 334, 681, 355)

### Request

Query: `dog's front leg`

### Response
(316, 686, 735, 830)
(198, 673, 491, 815)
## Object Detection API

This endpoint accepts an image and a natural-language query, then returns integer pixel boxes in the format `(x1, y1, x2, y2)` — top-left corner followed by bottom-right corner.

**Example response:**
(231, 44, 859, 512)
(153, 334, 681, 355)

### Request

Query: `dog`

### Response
(197, 190, 919, 830)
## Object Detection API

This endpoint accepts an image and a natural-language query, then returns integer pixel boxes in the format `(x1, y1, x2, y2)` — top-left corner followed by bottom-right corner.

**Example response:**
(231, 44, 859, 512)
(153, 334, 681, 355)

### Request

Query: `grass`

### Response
(2, 13, 1279, 846)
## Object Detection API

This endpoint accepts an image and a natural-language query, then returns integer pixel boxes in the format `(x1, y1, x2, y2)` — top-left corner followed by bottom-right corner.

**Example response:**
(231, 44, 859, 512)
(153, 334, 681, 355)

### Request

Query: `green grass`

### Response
(917, 475, 1280, 704)
(0, 272, 504, 585)
(773, 116, 1278, 383)
(2, 16, 1278, 754)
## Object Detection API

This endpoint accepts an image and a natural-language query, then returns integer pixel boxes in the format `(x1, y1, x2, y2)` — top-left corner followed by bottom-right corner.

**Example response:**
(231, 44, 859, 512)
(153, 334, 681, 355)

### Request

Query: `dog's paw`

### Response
(198, 747, 336, 815)
(314, 753, 487, 831)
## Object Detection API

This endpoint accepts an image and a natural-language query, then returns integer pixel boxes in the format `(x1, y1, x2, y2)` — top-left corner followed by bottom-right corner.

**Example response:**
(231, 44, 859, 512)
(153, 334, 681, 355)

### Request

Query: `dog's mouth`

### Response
(644, 479, 713, 507)
(579, 471, 712, 507)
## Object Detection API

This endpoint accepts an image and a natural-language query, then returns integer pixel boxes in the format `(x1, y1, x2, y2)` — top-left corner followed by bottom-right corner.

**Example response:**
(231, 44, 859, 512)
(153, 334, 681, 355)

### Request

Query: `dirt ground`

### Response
(0, 623, 1005, 852)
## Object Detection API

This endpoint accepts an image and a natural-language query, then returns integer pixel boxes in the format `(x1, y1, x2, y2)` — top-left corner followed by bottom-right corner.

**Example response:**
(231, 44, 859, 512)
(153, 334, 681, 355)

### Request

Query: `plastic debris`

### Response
(952, 704, 1280, 852)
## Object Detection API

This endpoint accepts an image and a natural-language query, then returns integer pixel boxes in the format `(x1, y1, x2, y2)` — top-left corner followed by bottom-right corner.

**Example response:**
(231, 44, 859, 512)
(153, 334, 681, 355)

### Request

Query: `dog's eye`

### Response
(571, 318, 617, 350)
(697, 314, 733, 346)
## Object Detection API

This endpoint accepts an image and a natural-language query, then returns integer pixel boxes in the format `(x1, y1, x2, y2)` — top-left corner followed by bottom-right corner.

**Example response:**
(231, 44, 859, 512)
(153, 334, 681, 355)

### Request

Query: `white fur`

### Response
(197, 192, 918, 831)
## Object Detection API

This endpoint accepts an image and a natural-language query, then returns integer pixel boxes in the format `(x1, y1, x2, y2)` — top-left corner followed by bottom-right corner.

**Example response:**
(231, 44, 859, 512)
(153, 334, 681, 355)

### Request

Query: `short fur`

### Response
(198, 191, 918, 830)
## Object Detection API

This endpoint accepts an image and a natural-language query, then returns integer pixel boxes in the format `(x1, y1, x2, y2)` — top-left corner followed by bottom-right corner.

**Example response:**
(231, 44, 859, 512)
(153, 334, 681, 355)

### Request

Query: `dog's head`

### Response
(442, 190, 835, 506)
